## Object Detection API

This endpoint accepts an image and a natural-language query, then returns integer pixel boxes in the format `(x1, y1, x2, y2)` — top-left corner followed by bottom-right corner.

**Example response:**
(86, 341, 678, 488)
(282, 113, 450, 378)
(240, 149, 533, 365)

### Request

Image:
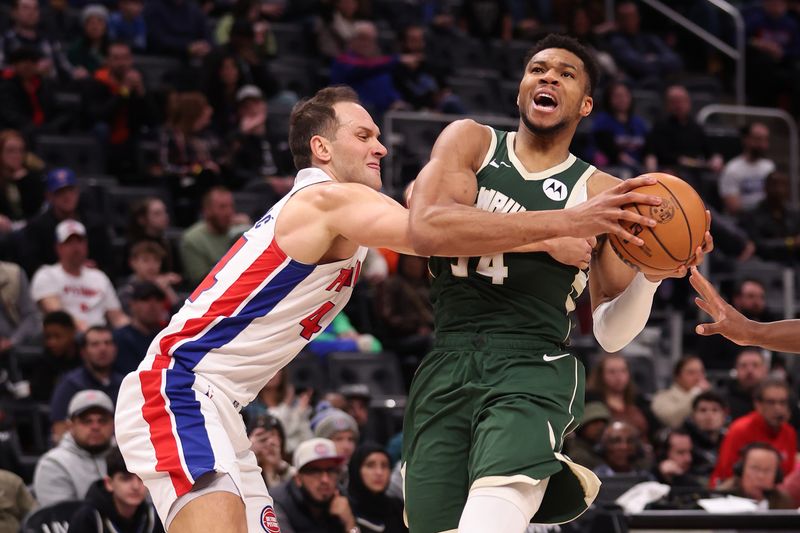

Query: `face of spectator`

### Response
(764, 0, 787, 19)
(571, 9, 591, 36)
(130, 252, 161, 280)
(70, 408, 114, 452)
(296, 459, 340, 503)
(107, 43, 133, 79)
(735, 351, 767, 390)
(609, 84, 632, 116)
(347, 397, 369, 427)
(579, 419, 607, 444)
(120, 0, 143, 19)
(49, 185, 80, 217)
(330, 430, 357, 463)
(616, 2, 640, 34)
(44, 322, 76, 357)
(603, 422, 639, 472)
(744, 123, 770, 160)
(733, 281, 766, 318)
(350, 24, 380, 58)
(105, 472, 147, 508)
(692, 400, 725, 433)
(84, 15, 106, 42)
(402, 26, 425, 54)
(667, 434, 693, 473)
(14, 0, 40, 30)
(57, 235, 89, 269)
(335, 0, 358, 19)
(220, 57, 239, 87)
(1, 135, 25, 172)
(130, 296, 163, 331)
(145, 199, 169, 233)
(360, 451, 390, 494)
(82, 329, 117, 372)
(203, 190, 235, 233)
(741, 449, 780, 500)
(193, 105, 213, 132)
(666, 86, 692, 122)
(518, 48, 593, 139)
(602, 356, 630, 395)
(325, 101, 387, 191)
(675, 358, 705, 391)
(755, 385, 790, 430)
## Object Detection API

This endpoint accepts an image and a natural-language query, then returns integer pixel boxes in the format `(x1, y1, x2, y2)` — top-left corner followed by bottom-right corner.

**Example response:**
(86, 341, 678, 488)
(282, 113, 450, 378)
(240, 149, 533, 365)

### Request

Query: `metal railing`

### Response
(605, 0, 746, 107)
(697, 104, 800, 209)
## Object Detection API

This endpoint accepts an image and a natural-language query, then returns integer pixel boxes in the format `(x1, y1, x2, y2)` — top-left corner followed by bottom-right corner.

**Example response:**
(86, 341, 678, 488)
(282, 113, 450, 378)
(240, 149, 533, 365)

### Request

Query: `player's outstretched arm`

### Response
(690, 267, 800, 353)
(408, 120, 662, 257)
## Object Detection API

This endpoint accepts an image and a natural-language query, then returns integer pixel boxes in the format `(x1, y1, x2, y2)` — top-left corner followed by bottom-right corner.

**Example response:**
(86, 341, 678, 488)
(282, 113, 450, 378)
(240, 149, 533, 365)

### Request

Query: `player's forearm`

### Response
(409, 205, 569, 256)
(747, 320, 800, 354)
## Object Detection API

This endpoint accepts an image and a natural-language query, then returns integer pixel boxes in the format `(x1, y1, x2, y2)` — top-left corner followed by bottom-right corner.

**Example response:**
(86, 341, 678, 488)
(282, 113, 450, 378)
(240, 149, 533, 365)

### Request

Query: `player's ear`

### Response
(580, 95, 593, 118)
(309, 134, 332, 164)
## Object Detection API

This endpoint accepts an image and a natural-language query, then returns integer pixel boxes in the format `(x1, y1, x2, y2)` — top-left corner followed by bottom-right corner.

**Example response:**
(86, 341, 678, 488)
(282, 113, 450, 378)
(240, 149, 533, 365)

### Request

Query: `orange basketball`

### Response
(608, 173, 707, 276)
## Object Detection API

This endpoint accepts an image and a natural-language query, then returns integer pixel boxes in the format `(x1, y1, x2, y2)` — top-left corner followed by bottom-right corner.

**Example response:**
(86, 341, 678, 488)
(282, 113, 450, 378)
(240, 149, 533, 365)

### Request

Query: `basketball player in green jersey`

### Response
(402, 34, 714, 533)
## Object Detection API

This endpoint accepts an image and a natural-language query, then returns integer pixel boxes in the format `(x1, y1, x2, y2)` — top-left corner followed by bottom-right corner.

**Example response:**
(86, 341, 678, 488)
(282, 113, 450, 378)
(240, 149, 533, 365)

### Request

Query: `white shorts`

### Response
(115, 368, 276, 532)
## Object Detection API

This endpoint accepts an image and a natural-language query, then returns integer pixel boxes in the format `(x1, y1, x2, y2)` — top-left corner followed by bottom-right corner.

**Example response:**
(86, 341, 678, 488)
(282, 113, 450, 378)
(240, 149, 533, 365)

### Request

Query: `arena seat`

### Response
(327, 352, 405, 398)
(285, 351, 329, 394)
(20, 500, 84, 533)
(271, 23, 313, 58)
(35, 135, 105, 175)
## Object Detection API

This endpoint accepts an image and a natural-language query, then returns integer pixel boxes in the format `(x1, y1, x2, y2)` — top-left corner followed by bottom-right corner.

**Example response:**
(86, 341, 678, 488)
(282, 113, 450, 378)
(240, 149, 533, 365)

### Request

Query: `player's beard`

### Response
(520, 106, 568, 137)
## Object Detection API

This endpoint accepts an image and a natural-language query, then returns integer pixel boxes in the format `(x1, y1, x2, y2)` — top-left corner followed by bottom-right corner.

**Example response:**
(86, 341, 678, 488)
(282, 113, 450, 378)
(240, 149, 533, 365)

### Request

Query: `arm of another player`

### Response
(408, 119, 662, 257)
(588, 172, 713, 352)
(690, 267, 800, 353)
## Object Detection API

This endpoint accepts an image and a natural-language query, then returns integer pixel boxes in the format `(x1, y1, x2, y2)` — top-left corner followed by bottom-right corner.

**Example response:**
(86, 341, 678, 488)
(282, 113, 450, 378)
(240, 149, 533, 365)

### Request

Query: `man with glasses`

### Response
(711, 379, 796, 487)
(272, 438, 360, 533)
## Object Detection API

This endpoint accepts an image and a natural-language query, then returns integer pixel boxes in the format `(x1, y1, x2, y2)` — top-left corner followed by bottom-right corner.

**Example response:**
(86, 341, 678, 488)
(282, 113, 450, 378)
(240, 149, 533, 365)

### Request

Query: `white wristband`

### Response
(592, 273, 661, 353)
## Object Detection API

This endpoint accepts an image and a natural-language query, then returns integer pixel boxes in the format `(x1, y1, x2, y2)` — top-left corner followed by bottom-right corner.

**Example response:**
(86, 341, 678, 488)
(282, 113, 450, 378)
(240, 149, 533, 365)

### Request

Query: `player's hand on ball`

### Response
(643, 210, 713, 281)
(570, 175, 661, 244)
(546, 236, 596, 270)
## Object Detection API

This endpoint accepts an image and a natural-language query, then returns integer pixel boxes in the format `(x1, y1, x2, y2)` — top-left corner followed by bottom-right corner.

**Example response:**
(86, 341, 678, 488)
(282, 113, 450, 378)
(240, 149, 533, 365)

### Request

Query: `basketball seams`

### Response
(656, 180, 695, 261)
(631, 203, 685, 263)
(608, 233, 673, 273)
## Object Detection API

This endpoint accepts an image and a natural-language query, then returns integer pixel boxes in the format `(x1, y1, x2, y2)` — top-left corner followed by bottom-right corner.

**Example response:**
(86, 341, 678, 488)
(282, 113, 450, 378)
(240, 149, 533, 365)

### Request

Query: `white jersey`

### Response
(138, 168, 367, 406)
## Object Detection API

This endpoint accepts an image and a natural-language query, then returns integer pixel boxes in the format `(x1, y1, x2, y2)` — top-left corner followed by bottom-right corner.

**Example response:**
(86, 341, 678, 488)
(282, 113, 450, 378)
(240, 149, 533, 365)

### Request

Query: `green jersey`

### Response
(429, 127, 596, 343)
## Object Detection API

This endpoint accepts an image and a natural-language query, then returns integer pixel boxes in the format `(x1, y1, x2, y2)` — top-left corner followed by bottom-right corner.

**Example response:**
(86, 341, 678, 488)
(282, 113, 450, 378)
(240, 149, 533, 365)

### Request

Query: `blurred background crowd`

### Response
(1, 0, 800, 531)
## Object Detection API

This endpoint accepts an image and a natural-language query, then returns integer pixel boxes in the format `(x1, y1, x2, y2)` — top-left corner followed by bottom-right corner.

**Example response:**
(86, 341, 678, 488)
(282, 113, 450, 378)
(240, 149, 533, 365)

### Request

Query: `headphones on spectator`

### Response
(732, 442, 784, 484)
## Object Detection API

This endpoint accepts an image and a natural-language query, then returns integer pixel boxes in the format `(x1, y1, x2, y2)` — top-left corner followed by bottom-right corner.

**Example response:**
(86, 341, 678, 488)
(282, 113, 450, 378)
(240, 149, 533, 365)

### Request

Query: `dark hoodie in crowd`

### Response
(68, 479, 164, 533)
(347, 443, 407, 533)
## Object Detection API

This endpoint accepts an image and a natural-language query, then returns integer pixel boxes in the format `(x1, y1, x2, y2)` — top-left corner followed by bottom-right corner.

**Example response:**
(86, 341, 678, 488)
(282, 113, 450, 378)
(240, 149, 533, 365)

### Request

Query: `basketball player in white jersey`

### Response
(114, 85, 673, 533)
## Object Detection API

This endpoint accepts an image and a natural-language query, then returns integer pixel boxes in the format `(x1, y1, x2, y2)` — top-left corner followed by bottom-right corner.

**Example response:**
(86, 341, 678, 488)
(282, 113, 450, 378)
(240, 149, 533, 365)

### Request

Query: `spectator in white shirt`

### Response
(30, 219, 128, 332)
(719, 122, 775, 215)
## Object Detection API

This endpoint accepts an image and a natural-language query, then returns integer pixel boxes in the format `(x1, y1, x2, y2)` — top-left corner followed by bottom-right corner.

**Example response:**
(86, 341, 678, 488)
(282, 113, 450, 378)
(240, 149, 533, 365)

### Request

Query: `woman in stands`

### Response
(347, 443, 408, 533)
(0, 129, 45, 230)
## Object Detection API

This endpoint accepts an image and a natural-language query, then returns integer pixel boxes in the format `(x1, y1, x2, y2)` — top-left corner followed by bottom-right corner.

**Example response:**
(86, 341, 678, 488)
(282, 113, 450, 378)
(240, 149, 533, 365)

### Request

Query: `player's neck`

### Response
(513, 127, 573, 173)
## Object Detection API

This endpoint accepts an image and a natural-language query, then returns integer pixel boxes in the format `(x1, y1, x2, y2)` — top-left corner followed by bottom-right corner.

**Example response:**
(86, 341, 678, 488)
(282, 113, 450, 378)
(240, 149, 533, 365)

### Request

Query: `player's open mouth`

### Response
(532, 92, 558, 113)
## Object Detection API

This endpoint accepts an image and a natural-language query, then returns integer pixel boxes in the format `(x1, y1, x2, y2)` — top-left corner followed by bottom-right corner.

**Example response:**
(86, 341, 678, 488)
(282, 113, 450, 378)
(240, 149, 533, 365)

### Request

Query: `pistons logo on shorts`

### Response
(261, 505, 281, 533)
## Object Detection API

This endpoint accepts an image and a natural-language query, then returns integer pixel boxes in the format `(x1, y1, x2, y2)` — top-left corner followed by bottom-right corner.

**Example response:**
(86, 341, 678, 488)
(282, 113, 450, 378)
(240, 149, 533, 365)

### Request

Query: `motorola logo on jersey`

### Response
(543, 178, 567, 201)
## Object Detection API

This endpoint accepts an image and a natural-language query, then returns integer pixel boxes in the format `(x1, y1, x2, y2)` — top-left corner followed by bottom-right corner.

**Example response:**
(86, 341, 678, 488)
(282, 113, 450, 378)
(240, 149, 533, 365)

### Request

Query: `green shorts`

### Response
(401, 333, 600, 533)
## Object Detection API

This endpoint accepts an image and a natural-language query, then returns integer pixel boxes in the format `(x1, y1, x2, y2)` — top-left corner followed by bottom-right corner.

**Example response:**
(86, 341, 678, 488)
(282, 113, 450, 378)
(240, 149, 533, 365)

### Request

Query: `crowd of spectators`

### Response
(0, 0, 799, 531)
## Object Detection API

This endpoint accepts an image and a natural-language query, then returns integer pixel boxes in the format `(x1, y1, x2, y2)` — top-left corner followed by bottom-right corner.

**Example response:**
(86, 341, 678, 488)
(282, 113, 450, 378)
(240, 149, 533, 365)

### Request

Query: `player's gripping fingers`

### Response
(613, 175, 658, 192)
(612, 223, 645, 246)
(617, 207, 657, 228)
(618, 191, 663, 208)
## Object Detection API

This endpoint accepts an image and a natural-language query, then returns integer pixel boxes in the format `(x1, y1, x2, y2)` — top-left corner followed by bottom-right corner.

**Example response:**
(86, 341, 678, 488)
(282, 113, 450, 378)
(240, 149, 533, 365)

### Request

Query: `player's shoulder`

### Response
(433, 119, 493, 167)
(587, 169, 622, 197)
(292, 180, 383, 210)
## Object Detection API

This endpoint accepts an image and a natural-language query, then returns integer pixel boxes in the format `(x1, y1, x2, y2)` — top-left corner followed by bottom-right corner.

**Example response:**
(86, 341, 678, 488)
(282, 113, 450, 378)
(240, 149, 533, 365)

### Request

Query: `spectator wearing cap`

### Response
(112, 281, 166, 375)
(69, 445, 164, 533)
(226, 84, 291, 195)
(0, 129, 45, 228)
(0, 46, 62, 138)
(30, 218, 128, 332)
(21, 167, 113, 277)
(67, 4, 109, 74)
(108, 0, 146, 53)
(564, 401, 611, 471)
(272, 437, 360, 533)
(84, 40, 154, 178)
(49, 325, 124, 441)
(143, 0, 211, 60)
(247, 413, 294, 488)
(33, 389, 115, 506)
(314, 408, 359, 467)
(0, 0, 78, 82)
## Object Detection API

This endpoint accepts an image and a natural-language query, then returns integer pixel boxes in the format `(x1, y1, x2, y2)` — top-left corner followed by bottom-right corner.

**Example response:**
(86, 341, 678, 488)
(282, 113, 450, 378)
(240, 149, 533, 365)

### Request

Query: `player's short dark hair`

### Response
(106, 446, 132, 478)
(692, 389, 727, 411)
(289, 86, 360, 170)
(524, 34, 600, 97)
(754, 378, 789, 402)
(43, 310, 76, 329)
